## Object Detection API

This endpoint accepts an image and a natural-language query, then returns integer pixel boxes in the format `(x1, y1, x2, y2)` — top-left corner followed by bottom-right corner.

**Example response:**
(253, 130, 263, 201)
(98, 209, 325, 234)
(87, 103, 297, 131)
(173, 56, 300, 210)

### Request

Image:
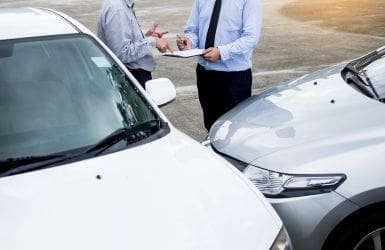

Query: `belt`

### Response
(127, 67, 150, 73)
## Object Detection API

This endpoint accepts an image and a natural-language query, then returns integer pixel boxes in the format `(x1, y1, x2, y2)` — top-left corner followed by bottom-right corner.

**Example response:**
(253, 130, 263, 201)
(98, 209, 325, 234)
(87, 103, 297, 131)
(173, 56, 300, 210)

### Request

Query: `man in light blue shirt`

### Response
(98, 0, 172, 87)
(177, 0, 262, 130)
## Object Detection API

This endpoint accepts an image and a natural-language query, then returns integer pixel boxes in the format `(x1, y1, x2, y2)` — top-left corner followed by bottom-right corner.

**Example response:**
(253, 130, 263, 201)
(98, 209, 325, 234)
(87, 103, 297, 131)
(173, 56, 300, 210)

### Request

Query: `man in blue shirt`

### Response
(98, 0, 172, 87)
(177, 0, 262, 131)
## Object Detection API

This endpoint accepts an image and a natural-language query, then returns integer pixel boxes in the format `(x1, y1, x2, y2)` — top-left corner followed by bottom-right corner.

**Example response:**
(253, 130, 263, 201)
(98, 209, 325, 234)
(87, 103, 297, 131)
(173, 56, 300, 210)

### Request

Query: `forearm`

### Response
(218, 32, 260, 61)
(117, 36, 156, 63)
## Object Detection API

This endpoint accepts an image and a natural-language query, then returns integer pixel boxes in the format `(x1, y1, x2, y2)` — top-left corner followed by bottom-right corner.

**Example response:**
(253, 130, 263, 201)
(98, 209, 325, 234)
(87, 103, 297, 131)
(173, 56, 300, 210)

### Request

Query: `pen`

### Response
(177, 34, 187, 41)
(177, 34, 187, 48)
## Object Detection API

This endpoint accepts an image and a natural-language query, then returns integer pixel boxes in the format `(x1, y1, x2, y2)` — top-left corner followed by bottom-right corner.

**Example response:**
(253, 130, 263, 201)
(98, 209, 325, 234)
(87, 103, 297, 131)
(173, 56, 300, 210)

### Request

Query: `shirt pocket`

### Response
(222, 2, 243, 32)
(198, 2, 212, 24)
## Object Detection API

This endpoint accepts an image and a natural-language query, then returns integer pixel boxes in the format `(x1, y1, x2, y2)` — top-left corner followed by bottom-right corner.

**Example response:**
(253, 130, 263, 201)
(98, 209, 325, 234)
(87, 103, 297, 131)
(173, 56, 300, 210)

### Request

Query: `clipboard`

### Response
(163, 49, 204, 58)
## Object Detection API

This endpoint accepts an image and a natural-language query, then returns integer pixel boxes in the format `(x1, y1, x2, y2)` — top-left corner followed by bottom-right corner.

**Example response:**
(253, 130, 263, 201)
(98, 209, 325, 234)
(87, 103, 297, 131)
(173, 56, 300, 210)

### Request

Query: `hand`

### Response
(203, 47, 221, 62)
(145, 22, 168, 38)
(176, 35, 192, 51)
(156, 37, 173, 53)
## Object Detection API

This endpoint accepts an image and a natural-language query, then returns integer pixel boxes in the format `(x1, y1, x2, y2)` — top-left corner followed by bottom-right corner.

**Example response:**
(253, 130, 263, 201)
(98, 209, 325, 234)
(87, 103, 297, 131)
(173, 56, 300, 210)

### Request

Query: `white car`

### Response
(0, 7, 290, 250)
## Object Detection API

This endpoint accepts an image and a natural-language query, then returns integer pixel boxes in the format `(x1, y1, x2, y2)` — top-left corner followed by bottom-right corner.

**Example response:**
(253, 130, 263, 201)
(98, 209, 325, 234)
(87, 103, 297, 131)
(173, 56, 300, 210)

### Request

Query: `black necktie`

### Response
(205, 0, 222, 49)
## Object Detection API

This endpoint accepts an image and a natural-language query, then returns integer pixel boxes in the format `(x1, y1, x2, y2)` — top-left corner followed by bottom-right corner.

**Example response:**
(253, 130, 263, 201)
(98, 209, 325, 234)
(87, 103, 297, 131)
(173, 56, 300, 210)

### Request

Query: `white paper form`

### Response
(163, 49, 204, 58)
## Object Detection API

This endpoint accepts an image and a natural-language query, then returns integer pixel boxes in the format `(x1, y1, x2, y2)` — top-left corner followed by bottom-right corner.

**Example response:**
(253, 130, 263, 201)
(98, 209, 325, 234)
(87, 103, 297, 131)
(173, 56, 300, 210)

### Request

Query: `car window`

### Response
(0, 35, 159, 160)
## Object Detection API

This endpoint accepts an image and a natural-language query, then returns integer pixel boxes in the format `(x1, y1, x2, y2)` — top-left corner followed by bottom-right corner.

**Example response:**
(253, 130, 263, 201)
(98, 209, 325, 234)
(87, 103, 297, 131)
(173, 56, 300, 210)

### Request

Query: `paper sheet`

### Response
(163, 49, 204, 58)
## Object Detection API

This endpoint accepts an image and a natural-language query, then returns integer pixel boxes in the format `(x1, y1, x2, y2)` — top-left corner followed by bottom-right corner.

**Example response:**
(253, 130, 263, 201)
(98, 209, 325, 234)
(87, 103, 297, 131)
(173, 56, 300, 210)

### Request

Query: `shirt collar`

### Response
(125, 0, 134, 8)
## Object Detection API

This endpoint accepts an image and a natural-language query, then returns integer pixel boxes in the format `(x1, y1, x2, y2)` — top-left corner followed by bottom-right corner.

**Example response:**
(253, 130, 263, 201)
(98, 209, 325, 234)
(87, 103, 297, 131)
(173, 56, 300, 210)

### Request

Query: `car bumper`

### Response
(269, 191, 359, 250)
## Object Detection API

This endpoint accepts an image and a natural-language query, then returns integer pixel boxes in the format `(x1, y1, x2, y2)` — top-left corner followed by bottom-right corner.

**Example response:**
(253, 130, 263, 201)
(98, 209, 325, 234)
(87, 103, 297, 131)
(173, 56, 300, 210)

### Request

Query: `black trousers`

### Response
(196, 64, 252, 130)
(127, 67, 152, 88)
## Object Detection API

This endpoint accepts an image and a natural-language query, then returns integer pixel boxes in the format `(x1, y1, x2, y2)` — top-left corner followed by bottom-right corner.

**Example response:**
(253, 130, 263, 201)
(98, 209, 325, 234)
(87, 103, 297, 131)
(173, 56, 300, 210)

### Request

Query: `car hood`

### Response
(0, 129, 281, 250)
(210, 64, 385, 174)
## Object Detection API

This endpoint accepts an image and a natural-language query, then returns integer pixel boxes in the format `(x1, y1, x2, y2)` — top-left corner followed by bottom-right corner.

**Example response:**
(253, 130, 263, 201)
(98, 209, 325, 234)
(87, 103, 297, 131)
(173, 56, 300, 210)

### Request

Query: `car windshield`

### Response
(0, 35, 160, 161)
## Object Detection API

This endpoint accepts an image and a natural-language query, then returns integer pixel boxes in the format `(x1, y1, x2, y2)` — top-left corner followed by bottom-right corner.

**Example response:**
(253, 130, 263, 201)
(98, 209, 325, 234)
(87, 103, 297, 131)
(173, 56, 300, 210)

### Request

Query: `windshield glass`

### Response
(363, 56, 385, 98)
(0, 35, 159, 160)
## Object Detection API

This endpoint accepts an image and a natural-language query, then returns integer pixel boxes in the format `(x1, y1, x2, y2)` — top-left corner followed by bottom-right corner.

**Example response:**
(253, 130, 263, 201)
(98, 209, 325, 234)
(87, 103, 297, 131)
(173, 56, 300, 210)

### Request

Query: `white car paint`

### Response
(0, 130, 281, 250)
(0, 7, 286, 250)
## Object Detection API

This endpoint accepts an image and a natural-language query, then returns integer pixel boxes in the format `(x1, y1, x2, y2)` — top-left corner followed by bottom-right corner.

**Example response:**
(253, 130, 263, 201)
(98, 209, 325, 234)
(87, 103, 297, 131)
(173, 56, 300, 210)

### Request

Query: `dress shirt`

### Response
(184, 0, 262, 72)
(97, 0, 156, 71)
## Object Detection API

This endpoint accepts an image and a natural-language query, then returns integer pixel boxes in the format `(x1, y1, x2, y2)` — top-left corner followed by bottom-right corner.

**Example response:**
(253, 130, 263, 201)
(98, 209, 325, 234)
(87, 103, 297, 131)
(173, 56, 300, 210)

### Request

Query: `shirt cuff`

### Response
(185, 34, 197, 49)
(145, 36, 157, 49)
(218, 45, 230, 61)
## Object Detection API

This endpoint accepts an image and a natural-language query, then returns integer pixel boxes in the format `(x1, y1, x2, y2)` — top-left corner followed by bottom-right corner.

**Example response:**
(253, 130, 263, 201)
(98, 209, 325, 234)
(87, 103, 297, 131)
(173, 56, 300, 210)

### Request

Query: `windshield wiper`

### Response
(0, 120, 163, 177)
(355, 48, 385, 69)
(85, 119, 161, 155)
(343, 64, 377, 98)
(359, 69, 381, 100)
(0, 154, 72, 177)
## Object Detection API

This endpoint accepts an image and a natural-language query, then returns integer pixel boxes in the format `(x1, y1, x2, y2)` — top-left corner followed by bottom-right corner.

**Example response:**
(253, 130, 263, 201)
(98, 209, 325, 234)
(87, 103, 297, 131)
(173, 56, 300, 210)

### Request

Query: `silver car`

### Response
(207, 46, 385, 250)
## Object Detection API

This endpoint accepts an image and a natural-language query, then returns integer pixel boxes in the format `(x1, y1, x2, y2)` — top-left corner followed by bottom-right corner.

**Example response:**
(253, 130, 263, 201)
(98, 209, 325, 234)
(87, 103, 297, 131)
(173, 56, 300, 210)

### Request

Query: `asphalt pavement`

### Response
(1, 0, 385, 141)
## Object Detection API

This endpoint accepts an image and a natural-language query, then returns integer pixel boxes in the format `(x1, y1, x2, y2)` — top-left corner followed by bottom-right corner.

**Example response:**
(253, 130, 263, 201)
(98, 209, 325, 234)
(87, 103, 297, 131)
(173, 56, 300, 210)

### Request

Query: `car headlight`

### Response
(244, 165, 346, 198)
(270, 227, 292, 250)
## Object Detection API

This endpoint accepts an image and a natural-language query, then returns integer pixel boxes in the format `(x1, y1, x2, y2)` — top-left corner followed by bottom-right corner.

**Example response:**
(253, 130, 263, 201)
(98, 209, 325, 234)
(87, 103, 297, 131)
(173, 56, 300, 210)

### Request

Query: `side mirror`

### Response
(145, 78, 176, 107)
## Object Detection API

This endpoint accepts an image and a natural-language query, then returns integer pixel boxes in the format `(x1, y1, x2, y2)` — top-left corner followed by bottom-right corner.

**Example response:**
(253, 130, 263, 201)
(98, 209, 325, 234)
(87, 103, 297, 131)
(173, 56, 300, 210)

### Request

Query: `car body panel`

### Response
(210, 64, 385, 175)
(0, 8, 77, 40)
(0, 130, 281, 250)
(270, 192, 359, 250)
(210, 63, 385, 200)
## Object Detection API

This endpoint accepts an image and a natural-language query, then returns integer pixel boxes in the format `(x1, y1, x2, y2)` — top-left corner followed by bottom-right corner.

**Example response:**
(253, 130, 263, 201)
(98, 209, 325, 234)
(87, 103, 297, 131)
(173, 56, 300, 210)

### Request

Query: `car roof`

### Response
(0, 7, 80, 40)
